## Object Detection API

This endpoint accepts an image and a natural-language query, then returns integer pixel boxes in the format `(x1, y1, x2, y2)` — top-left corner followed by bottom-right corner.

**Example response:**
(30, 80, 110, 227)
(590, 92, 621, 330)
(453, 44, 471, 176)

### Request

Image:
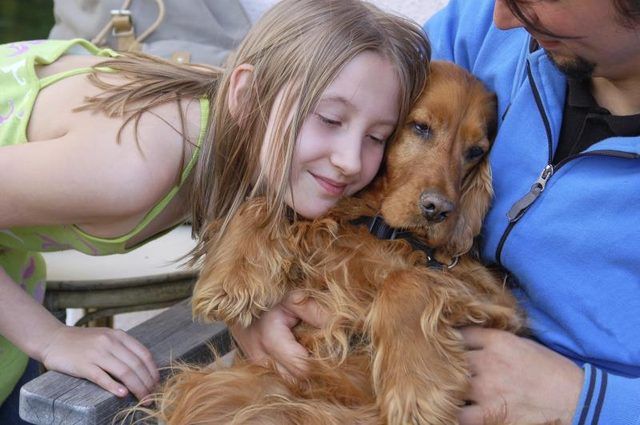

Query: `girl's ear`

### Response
(228, 63, 255, 120)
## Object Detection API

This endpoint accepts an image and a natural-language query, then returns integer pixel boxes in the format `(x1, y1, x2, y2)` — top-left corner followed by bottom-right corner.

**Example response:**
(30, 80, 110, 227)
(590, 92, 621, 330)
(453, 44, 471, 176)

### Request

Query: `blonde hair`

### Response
(84, 0, 430, 263)
(195, 0, 430, 260)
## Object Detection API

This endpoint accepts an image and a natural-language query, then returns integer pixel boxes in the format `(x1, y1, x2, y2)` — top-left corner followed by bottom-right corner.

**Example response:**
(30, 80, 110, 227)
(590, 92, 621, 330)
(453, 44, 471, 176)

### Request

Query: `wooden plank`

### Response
(20, 299, 231, 425)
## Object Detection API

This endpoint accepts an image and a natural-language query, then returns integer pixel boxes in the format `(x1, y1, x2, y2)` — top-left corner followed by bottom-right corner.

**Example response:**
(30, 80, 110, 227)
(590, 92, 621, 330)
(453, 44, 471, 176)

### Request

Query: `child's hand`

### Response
(38, 325, 159, 402)
(230, 290, 328, 378)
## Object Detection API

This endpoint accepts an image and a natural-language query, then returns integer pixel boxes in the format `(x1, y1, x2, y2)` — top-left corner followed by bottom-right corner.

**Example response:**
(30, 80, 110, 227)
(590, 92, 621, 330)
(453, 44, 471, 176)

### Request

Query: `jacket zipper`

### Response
(496, 149, 640, 266)
(494, 62, 640, 266)
(495, 61, 553, 267)
(506, 164, 554, 222)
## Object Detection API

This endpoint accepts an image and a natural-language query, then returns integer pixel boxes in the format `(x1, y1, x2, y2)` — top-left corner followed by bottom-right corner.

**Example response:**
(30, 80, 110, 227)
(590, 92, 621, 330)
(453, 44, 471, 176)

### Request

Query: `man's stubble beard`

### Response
(546, 50, 596, 80)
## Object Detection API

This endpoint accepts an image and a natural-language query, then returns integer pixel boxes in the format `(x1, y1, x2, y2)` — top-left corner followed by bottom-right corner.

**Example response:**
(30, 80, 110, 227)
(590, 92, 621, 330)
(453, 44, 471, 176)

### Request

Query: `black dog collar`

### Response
(350, 215, 458, 270)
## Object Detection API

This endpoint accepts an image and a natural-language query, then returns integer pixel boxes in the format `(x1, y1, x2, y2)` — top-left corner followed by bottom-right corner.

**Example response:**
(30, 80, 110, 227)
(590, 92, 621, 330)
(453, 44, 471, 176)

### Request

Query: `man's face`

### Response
(493, 0, 640, 80)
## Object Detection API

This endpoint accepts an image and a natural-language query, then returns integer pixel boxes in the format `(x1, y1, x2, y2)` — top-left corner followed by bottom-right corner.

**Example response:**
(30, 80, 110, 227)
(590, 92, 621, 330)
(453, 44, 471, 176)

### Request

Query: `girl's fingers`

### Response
(259, 305, 311, 378)
(113, 329, 159, 382)
(98, 351, 153, 401)
(82, 365, 129, 398)
(40, 326, 157, 401)
(264, 325, 310, 378)
(282, 291, 329, 329)
(231, 301, 313, 379)
(108, 340, 158, 396)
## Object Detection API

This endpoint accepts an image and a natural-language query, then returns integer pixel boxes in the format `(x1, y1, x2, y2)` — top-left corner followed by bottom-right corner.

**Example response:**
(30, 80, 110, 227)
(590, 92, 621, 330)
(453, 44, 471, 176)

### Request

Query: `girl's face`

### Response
(262, 51, 402, 219)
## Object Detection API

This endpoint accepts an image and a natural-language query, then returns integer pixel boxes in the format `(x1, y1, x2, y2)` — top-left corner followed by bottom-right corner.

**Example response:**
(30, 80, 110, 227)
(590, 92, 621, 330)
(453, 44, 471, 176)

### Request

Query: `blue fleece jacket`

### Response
(425, 1, 640, 424)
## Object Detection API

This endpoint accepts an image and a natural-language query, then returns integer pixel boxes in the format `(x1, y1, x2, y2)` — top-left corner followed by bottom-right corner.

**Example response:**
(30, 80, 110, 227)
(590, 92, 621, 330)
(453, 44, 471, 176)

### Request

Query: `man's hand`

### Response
(230, 290, 328, 378)
(459, 327, 584, 425)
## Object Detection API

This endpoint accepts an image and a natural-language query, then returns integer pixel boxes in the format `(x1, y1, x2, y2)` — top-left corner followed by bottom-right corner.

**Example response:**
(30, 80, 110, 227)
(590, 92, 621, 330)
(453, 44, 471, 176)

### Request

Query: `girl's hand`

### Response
(459, 327, 584, 425)
(38, 325, 159, 402)
(0, 267, 158, 401)
(230, 290, 328, 378)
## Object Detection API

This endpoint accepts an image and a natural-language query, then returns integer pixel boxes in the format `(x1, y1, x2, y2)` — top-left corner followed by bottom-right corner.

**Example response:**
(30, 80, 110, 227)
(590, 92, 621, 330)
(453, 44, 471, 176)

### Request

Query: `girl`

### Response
(0, 0, 429, 421)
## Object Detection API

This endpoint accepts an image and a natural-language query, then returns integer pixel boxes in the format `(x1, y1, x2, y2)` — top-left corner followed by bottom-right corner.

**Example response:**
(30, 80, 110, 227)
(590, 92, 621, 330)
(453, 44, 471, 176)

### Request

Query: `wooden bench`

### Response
(19, 300, 231, 425)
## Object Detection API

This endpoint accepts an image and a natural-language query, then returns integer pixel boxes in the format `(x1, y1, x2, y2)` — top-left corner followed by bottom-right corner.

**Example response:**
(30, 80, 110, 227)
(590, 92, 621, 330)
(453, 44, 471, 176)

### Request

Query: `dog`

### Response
(155, 61, 532, 425)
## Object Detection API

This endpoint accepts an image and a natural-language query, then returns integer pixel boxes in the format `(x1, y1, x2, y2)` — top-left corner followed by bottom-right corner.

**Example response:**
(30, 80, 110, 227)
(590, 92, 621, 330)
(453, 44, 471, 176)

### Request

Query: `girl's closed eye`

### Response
(316, 113, 342, 127)
(368, 134, 387, 145)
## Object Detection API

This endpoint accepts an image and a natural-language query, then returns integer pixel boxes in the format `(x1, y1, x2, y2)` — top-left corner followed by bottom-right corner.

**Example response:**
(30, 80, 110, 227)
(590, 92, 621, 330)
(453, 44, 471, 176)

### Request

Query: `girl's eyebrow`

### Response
(318, 95, 355, 109)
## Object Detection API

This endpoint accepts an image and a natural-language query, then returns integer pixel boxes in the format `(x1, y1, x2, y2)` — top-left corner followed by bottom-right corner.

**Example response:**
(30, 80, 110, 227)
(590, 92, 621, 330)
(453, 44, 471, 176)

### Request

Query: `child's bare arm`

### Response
(0, 266, 159, 401)
(0, 101, 189, 231)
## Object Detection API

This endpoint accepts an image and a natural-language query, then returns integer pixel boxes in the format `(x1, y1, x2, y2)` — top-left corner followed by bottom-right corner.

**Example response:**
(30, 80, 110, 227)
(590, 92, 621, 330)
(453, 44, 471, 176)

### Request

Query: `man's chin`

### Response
(546, 51, 595, 80)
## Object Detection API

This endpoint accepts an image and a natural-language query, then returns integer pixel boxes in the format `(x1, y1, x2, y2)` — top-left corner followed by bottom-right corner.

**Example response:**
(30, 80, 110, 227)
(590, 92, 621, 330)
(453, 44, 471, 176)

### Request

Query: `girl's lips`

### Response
(312, 173, 347, 196)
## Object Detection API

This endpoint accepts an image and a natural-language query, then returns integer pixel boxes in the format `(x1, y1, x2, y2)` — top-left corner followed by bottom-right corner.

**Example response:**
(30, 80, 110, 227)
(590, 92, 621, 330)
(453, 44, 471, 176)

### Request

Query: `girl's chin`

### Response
(288, 200, 336, 220)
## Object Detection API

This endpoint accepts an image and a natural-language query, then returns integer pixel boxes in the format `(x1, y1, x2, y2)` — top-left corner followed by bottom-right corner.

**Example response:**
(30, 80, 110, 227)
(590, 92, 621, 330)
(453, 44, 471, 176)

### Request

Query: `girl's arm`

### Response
(0, 121, 182, 229)
(0, 106, 187, 230)
(0, 266, 159, 400)
(230, 290, 328, 378)
(0, 101, 194, 398)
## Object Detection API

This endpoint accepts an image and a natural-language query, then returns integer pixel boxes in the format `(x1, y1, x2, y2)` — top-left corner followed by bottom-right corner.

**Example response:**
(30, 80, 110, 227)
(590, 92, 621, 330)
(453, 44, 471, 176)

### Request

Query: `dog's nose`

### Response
(420, 192, 454, 223)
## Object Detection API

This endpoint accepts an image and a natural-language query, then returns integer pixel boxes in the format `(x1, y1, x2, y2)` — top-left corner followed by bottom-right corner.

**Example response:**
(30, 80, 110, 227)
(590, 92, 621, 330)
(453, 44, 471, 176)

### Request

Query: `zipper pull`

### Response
(507, 164, 554, 223)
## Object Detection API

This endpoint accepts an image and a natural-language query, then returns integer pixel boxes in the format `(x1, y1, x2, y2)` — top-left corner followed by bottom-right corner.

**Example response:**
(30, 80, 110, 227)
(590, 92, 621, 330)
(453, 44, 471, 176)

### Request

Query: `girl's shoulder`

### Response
(32, 54, 204, 147)
(2, 56, 204, 234)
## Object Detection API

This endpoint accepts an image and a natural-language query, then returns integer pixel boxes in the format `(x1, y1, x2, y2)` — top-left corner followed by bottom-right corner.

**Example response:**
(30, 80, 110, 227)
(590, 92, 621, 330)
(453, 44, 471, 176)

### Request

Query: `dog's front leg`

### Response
(367, 270, 467, 425)
(192, 199, 295, 327)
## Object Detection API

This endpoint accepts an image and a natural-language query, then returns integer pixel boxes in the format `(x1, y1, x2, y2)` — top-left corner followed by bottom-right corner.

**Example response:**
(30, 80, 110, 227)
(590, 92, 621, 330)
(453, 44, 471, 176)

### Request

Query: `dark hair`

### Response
(612, 0, 640, 26)
(505, 0, 640, 37)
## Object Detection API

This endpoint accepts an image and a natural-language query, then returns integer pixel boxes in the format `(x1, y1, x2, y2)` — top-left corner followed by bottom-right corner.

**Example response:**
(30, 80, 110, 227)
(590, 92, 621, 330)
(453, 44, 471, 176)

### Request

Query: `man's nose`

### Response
(493, 0, 523, 30)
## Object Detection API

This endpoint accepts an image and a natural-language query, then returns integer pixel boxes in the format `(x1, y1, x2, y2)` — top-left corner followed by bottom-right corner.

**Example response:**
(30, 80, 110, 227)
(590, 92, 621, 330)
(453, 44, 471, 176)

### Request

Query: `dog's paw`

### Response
(193, 276, 284, 327)
(379, 374, 462, 425)
(372, 333, 467, 425)
(204, 285, 261, 327)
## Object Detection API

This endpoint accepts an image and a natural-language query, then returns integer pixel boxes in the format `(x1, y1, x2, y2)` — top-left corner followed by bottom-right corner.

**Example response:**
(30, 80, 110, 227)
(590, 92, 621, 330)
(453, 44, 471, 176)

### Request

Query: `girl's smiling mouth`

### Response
(311, 172, 348, 196)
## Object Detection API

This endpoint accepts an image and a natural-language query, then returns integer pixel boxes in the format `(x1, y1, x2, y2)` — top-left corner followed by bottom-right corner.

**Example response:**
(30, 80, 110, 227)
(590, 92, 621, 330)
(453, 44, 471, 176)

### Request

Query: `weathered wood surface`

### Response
(20, 299, 231, 425)
(44, 270, 197, 326)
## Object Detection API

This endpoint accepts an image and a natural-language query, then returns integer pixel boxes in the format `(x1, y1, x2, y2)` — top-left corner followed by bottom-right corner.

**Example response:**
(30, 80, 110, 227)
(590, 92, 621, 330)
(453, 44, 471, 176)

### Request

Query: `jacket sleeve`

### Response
(573, 364, 640, 425)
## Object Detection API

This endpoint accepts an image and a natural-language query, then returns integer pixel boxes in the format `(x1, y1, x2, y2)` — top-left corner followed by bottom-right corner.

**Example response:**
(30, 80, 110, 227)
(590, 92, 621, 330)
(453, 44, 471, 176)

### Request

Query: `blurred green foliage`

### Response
(0, 0, 54, 44)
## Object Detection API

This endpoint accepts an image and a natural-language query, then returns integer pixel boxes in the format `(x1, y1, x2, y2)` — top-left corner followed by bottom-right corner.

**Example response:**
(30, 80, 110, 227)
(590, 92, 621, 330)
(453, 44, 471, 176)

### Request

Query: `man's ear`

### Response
(228, 63, 255, 120)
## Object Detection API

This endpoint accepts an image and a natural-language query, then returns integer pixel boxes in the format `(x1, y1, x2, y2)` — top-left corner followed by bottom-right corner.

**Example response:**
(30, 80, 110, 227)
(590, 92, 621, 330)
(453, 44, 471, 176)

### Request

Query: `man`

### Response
(425, 0, 640, 423)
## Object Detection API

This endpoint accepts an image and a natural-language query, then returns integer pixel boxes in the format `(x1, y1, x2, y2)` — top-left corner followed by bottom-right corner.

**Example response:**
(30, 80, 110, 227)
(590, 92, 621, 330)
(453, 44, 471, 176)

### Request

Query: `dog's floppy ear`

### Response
(445, 157, 493, 257)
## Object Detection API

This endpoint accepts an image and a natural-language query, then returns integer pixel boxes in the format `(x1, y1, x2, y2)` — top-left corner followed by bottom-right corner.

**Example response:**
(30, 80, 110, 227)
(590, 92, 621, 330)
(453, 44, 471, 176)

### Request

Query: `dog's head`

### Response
(379, 61, 497, 257)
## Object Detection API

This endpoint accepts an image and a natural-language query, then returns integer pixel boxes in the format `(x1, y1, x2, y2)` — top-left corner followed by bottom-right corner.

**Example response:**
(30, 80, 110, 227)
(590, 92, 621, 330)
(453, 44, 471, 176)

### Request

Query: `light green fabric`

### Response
(0, 39, 209, 405)
(0, 249, 46, 406)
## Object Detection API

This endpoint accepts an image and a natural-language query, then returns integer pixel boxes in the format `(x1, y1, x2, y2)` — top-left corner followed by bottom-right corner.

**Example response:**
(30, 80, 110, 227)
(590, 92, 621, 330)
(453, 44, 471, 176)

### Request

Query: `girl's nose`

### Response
(493, 0, 523, 30)
(330, 136, 362, 177)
